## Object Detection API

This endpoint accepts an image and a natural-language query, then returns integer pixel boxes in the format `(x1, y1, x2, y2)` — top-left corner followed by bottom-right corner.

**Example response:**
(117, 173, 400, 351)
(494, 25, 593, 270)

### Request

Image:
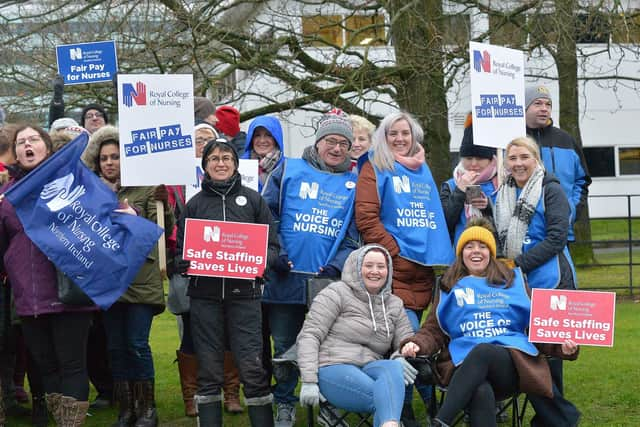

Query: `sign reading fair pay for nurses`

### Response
(118, 74, 195, 186)
(182, 219, 269, 280)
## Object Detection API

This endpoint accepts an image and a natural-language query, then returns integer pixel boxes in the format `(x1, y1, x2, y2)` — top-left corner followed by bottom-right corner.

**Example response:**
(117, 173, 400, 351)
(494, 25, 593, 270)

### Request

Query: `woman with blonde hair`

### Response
(355, 111, 453, 425)
(349, 115, 375, 163)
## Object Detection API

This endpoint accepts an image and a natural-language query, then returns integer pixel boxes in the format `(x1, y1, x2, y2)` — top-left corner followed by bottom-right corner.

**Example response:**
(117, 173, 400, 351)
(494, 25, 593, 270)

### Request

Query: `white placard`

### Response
(185, 158, 260, 202)
(117, 74, 195, 186)
(469, 42, 525, 149)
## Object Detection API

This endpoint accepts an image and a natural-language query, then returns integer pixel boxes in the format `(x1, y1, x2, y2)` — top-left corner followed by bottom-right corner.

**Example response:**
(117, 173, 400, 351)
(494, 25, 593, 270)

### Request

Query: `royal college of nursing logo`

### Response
(454, 288, 475, 307)
(473, 49, 491, 73)
(122, 81, 147, 107)
(40, 173, 86, 212)
(299, 182, 319, 199)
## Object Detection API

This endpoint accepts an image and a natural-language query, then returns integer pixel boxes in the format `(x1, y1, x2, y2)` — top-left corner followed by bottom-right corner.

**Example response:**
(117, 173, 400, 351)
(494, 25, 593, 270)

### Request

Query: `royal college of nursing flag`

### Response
(3, 132, 163, 309)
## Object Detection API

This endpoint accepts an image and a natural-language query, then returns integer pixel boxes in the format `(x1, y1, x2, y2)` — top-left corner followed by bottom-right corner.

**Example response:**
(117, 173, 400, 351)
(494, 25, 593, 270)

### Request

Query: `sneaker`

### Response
(317, 403, 349, 427)
(275, 402, 296, 427)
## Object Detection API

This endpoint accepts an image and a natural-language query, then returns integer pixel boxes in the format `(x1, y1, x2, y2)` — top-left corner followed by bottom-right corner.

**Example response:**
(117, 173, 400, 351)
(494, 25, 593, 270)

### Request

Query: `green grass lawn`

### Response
(7, 300, 639, 426)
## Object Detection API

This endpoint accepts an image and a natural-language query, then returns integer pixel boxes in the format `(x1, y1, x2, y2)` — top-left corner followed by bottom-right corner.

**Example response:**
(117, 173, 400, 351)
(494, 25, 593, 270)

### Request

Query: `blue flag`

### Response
(4, 133, 163, 309)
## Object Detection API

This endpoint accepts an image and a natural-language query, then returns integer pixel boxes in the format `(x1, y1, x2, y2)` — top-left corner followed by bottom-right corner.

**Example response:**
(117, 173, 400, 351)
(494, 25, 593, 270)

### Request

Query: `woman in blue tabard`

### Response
(494, 136, 581, 427)
(355, 111, 453, 425)
(440, 115, 498, 245)
(400, 219, 579, 427)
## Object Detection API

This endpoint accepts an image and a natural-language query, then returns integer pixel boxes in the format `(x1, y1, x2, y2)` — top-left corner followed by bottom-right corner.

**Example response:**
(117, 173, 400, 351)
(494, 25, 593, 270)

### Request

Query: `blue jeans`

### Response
(103, 303, 155, 381)
(404, 308, 432, 405)
(319, 360, 405, 427)
(268, 303, 306, 404)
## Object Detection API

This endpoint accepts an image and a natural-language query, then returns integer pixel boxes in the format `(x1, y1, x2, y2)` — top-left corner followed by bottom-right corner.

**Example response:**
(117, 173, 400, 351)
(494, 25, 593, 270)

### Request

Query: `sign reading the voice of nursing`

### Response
(469, 41, 525, 149)
(117, 74, 195, 186)
(56, 40, 117, 85)
(185, 159, 259, 202)
(182, 219, 269, 279)
(529, 289, 616, 347)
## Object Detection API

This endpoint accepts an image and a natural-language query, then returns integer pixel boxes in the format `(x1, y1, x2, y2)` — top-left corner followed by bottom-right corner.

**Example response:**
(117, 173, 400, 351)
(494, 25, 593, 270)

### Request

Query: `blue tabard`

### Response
(375, 162, 454, 265)
(445, 178, 497, 246)
(518, 188, 577, 289)
(279, 158, 357, 274)
(436, 268, 538, 366)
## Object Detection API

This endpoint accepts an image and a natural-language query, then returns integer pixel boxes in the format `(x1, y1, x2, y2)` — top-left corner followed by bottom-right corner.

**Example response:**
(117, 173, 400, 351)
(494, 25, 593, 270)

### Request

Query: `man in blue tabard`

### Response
(261, 110, 359, 427)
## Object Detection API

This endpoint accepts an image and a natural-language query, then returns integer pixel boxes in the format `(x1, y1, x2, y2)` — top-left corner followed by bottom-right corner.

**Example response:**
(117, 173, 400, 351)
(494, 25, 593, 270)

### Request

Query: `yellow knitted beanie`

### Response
(456, 226, 497, 258)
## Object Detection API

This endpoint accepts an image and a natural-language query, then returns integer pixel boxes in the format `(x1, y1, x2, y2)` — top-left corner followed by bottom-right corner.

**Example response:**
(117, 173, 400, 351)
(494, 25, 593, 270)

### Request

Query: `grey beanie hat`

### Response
(315, 111, 353, 147)
(525, 85, 552, 110)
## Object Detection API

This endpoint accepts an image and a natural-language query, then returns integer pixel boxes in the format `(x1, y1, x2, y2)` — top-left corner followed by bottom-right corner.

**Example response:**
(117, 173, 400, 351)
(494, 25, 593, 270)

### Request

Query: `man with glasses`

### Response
(261, 110, 359, 427)
(80, 104, 109, 135)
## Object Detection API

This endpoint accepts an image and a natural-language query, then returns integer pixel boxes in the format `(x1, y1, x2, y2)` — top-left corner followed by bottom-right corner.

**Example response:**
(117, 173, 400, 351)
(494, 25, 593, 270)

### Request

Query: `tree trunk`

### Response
(553, 0, 594, 263)
(387, 0, 451, 187)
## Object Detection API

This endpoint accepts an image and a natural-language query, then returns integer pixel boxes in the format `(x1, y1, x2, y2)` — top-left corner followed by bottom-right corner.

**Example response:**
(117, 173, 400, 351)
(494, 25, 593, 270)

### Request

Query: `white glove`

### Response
(299, 382, 326, 407)
(396, 356, 418, 385)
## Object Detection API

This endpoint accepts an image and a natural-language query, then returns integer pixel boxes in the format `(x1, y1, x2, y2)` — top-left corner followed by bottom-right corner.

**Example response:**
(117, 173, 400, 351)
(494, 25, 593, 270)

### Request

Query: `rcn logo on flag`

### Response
(122, 81, 147, 107)
(40, 173, 86, 211)
(473, 50, 491, 73)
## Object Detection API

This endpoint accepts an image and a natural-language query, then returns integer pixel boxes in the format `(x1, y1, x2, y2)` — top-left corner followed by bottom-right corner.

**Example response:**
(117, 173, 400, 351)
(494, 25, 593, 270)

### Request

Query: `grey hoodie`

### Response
(296, 244, 414, 383)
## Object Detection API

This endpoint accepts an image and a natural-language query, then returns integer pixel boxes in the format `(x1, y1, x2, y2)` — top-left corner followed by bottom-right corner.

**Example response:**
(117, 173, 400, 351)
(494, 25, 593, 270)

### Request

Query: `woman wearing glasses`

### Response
(355, 111, 453, 426)
(0, 125, 96, 425)
(175, 138, 280, 426)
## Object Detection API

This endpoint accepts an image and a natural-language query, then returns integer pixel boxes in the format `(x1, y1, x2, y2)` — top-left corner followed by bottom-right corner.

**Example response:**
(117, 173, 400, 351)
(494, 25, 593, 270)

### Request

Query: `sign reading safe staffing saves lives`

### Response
(529, 289, 616, 347)
(182, 219, 269, 279)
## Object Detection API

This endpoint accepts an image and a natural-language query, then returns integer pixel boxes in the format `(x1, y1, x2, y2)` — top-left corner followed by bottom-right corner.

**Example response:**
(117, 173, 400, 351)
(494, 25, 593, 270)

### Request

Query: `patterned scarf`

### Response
(495, 166, 544, 259)
(252, 148, 281, 185)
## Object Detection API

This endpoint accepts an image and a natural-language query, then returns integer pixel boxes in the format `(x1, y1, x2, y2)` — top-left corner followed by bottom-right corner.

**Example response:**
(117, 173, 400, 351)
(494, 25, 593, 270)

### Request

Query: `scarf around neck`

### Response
(303, 145, 351, 173)
(495, 166, 544, 259)
(393, 143, 425, 171)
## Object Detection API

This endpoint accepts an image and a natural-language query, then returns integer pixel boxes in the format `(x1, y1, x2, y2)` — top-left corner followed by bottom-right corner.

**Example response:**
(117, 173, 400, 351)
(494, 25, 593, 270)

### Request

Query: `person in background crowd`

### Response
(400, 218, 579, 427)
(215, 105, 246, 156)
(524, 84, 591, 242)
(348, 114, 375, 168)
(355, 111, 453, 427)
(79, 104, 109, 135)
(82, 125, 174, 427)
(297, 244, 417, 427)
(261, 110, 359, 427)
(0, 124, 96, 426)
(441, 114, 498, 245)
(0, 125, 16, 184)
(494, 136, 581, 427)
(194, 97, 218, 129)
(175, 138, 279, 426)
(243, 115, 285, 192)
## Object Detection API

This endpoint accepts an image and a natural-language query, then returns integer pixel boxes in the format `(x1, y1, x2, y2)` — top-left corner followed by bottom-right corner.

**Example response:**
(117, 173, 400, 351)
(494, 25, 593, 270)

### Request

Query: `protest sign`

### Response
(56, 40, 117, 85)
(117, 74, 195, 186)
(3, 133, 163, 310)
(529, 289, 616, 347)
(182, 219, 269, 279)
(185, 158, 259, 202)
(469, 41, 525, 149)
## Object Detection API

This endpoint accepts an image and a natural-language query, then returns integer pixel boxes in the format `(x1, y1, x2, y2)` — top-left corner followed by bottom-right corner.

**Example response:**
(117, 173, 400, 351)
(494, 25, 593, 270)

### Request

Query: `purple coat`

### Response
(0, 176, 95, 316)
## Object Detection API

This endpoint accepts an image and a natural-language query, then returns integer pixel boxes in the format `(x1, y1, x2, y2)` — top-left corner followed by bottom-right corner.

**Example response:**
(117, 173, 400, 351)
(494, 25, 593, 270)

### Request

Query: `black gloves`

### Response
(272, 255, 292, 273)
(175, 257, 190, 275)
(318, 265, 340, 278)
(52, 74, 64, 102)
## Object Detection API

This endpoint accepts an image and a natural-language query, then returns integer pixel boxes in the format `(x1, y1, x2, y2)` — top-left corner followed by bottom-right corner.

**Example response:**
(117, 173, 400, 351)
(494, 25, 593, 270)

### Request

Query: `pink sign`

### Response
(182, 219, 269, 279)
(529, 289, 616, 347)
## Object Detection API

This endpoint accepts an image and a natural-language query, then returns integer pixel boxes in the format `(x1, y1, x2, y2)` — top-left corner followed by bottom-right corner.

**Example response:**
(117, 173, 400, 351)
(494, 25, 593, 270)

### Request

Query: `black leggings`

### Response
(437, 343, 519, 427)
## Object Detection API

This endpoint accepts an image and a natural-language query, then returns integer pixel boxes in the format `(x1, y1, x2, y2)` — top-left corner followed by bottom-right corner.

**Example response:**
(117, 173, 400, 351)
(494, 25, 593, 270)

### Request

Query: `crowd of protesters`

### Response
(0, 80, 589, 427)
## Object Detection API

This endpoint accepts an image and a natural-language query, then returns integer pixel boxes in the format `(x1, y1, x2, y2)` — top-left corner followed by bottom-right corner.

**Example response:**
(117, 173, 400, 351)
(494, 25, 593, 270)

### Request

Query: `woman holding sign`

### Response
(400, 218, 579, 427)
(355, 111, 453, 426)
(83, 125, 174, 427)
(0, 124, 95, 425)
(494, 136, 581, 427)
(175, 138, 279, 427)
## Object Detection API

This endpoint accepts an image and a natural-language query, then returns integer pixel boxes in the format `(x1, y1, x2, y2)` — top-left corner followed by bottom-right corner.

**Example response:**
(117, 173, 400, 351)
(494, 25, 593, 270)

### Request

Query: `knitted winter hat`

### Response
(315, 109, 353, 147)
(456, 225, 497, 258)
(525, 85, 552, 110)
(458, 113, 496, 159)
(194, 97, 216, 121)
(50, 117, 79, 131)
(215, 106, 241, 137)
(80, 103, 108, 127)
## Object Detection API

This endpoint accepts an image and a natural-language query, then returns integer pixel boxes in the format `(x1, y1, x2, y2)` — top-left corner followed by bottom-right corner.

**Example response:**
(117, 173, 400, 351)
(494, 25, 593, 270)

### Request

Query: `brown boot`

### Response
(45, 393, 63, 425)
(176, 350, 198, 417)
(59, 396, 89, 427)
(112, 381, 135, 426)
(223, 351, 243, 413)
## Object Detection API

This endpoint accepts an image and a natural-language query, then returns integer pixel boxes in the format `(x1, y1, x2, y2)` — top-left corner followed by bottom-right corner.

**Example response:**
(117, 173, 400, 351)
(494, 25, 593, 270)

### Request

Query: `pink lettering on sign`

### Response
(529, 289, 616, 347)
(182, 218, 269, 280)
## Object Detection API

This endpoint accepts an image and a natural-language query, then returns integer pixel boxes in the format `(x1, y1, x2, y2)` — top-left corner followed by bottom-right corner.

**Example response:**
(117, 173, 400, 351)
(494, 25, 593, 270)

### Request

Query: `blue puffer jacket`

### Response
(0, 171, 95, 316)
(527, 120, 591, 241)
